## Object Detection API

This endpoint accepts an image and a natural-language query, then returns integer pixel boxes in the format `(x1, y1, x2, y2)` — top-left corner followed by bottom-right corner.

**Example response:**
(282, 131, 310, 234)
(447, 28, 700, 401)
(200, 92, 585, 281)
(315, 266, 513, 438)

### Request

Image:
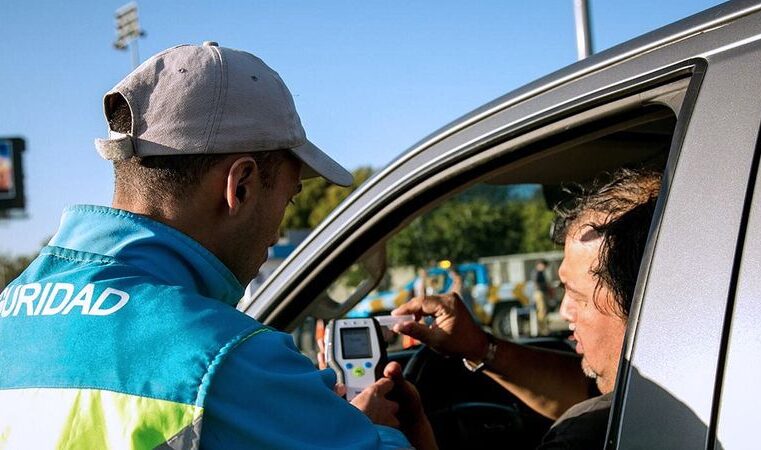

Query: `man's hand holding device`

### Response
(321, 315, 437, 449)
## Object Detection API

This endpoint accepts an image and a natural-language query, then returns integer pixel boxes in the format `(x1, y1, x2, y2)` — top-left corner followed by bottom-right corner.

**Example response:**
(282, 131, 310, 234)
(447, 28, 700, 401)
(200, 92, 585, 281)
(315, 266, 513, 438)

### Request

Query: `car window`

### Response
(349, 182, 562, 338)
(293, 96, 682, 361)
(295, 182, 563, 360)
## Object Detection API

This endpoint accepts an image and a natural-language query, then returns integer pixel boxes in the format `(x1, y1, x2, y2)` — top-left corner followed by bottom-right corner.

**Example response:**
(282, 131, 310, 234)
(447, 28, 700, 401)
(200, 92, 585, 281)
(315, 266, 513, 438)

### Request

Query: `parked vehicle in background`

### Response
(347, 253, 564, 339)
(242, 2, 761, 448)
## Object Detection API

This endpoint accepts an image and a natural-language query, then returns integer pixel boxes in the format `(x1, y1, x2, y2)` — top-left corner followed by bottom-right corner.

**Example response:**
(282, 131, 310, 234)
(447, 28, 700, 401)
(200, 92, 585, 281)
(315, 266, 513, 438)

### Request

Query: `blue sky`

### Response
(0, 0, 723, 256)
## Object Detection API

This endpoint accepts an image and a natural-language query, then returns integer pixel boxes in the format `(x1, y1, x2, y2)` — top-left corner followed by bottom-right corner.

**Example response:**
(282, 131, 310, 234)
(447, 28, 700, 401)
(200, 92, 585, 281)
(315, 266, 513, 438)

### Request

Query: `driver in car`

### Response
(392, 168, 661, 449)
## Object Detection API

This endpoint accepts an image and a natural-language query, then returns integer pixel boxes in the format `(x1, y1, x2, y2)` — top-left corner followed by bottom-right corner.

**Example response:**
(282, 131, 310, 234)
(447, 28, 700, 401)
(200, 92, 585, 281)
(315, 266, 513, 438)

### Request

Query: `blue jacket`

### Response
(0, 205, 410, 449)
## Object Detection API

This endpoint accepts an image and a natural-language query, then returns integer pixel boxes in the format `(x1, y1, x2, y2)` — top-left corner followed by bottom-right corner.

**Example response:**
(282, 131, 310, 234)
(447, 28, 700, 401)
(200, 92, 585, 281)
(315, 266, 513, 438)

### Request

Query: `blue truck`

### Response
(346, 262, 540, 339)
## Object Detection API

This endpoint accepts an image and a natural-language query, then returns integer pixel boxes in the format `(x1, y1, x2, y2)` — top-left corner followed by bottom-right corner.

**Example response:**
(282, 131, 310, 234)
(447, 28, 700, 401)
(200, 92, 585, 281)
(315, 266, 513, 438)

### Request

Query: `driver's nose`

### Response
(559, 293, 576, 323)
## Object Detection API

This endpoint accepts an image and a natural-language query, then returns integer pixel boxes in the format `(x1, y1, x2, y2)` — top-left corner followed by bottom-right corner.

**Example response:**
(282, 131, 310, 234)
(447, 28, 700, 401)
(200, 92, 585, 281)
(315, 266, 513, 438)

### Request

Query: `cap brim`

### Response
(291, 141, 353, 187)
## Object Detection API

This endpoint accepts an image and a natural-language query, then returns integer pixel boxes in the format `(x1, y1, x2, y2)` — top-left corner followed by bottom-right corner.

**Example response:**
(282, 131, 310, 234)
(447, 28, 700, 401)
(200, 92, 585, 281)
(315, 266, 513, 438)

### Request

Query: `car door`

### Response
(713, 135, 761, 450)
(240, 4, 761, 449)
(242, 64, 694, 450)
(610, 17, 761, 450)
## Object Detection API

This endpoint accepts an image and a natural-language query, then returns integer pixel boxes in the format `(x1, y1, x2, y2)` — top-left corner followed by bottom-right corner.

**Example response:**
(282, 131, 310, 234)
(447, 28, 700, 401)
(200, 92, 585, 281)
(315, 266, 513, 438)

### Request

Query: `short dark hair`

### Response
(113, 151, 285, 203)
(552, 168, 661, 319)
(108, 94, 287, 201)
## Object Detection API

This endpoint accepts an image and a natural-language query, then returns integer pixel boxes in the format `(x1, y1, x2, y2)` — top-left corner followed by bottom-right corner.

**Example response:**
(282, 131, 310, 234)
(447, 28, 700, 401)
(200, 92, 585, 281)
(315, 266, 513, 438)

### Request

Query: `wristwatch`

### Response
(462, 333, 498, 373)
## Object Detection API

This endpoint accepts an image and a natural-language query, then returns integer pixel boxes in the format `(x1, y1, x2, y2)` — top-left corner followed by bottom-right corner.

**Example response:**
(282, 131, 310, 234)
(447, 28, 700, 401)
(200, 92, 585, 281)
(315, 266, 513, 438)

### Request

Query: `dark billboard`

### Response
(0, 138, 26, 211)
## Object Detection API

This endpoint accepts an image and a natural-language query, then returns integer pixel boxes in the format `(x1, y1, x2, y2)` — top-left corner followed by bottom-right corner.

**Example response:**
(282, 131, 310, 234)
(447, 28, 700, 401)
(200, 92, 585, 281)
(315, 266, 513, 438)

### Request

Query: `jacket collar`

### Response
(49, 205, 244, 307)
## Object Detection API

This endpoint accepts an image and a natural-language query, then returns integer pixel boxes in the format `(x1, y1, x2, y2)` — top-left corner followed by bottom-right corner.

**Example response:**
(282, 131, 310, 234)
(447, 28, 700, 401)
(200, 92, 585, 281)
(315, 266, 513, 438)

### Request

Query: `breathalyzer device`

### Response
(324, 317, 387, 401)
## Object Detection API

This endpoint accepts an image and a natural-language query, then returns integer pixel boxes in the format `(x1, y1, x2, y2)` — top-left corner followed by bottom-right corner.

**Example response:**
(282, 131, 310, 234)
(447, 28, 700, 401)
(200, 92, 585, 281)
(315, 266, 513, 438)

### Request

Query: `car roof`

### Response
(391, 1, 758, 169)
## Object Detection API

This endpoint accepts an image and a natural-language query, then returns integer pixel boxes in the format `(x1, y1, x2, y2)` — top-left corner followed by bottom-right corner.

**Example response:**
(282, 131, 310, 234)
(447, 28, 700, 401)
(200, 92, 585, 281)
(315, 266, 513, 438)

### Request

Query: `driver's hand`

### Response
(391, 293, 489, 362)
(350, 375, 400, 428)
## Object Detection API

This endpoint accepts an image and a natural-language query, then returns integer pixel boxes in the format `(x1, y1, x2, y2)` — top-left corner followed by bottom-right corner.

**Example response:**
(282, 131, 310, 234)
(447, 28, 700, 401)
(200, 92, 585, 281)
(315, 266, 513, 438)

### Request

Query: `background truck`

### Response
(346, 251, 564, 339)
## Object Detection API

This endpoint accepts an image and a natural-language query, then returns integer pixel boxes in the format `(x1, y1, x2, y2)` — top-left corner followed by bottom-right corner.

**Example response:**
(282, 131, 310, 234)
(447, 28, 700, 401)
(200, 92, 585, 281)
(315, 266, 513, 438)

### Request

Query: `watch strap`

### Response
(462, 333, 498, 373)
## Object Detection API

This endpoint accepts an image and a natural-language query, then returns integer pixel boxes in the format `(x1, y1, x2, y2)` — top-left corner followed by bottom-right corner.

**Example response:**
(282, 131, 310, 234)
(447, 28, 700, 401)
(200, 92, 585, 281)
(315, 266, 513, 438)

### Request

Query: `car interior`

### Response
(272, 74, 691, 449)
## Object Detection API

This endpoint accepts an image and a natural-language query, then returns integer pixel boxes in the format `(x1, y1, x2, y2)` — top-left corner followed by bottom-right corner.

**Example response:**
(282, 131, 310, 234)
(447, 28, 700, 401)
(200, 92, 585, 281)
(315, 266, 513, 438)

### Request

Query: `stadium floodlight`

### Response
(113, 2, 146, 68)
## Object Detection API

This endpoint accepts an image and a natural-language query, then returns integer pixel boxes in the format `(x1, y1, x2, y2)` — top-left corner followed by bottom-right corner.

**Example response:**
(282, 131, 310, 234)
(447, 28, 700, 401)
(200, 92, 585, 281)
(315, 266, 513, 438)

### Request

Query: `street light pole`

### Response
(131, 39, 140, 70)
(113, 2, 146, 69)
(573, 0, 593, 60)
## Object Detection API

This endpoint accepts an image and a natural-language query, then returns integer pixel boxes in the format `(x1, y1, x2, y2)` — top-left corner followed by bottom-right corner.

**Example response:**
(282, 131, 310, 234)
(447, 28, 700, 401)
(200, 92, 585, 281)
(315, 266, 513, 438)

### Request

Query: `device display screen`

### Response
(340, 327, 372, 359)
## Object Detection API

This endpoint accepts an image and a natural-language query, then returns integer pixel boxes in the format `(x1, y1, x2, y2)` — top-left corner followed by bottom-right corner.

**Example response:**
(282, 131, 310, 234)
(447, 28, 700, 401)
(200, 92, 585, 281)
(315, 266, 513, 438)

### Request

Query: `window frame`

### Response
(244, 63, 699, 333)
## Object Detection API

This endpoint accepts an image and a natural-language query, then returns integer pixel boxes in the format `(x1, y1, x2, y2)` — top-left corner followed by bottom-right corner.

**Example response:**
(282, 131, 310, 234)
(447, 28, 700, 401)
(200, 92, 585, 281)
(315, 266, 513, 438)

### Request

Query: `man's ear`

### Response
(224, 156, 260, 215)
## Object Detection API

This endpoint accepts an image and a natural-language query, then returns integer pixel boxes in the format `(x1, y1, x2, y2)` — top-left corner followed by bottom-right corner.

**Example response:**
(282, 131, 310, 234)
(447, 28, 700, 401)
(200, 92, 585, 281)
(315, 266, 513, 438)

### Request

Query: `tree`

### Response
(387, 185, 557, 267)
(517, 198, 557, 252)
(0, 236, 49, 288)
(281, 171, 558, 269)
(0, 252, 36, 288)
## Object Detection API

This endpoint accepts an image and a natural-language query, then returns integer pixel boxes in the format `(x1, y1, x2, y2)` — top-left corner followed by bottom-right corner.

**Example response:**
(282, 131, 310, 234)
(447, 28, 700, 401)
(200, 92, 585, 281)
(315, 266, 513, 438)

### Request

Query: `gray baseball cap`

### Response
(95, 41, 353, 187)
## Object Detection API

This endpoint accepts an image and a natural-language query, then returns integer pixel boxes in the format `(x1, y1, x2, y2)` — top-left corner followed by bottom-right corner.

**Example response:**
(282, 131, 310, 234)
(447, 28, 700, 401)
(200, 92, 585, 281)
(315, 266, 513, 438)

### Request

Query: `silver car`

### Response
(241, 1, 761, 448)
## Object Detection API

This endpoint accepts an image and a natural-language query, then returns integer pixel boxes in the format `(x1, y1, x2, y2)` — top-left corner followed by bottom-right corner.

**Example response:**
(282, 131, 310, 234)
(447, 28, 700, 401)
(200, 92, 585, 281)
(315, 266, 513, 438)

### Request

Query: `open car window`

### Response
(297, 182, 565, 359)
(290, 74, 688, 362)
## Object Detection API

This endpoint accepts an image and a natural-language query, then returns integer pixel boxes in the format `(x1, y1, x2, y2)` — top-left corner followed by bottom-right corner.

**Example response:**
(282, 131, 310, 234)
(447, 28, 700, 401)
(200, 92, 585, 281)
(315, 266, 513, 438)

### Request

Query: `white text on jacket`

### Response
(0, 283, 130, 317)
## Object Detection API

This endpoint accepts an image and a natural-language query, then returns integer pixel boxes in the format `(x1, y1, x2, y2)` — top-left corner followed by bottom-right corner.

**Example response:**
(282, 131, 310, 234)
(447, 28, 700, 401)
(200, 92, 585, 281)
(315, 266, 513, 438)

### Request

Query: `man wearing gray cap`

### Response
(0, 42, 434, 449)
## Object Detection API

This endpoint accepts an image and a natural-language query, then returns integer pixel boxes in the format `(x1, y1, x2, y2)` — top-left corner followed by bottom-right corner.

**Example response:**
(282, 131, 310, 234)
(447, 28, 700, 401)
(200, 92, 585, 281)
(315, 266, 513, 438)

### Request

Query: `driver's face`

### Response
(558, 225, 627, 394)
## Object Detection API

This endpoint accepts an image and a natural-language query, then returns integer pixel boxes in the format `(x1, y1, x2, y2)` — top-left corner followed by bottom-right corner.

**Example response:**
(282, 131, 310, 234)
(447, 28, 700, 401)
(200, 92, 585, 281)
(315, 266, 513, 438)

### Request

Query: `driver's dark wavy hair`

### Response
(551, 168, 661, 320)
